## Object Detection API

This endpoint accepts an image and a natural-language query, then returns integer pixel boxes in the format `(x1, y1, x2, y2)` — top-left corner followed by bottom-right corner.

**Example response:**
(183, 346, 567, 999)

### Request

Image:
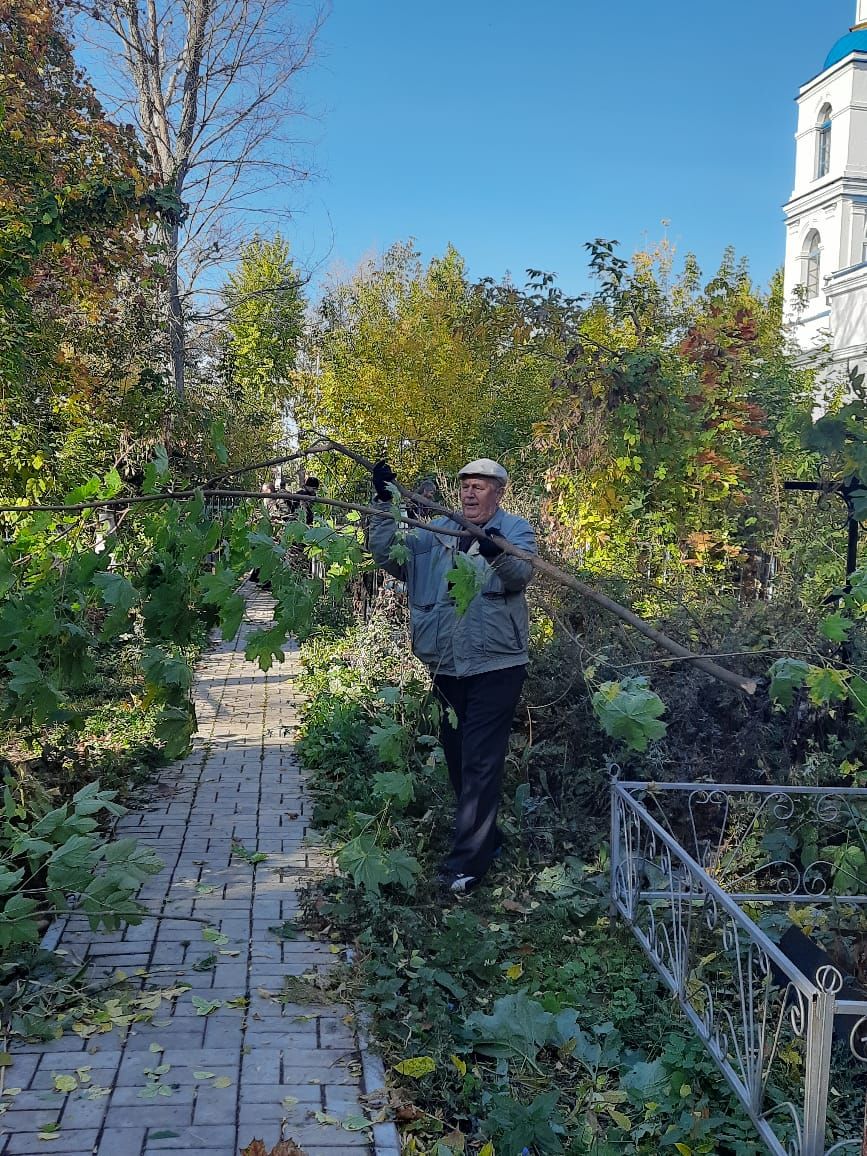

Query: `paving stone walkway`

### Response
(2, 590, 398, 1156)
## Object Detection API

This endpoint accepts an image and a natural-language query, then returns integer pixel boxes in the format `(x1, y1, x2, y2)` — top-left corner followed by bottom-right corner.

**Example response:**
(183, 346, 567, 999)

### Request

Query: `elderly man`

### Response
(369, 457, 536, 895)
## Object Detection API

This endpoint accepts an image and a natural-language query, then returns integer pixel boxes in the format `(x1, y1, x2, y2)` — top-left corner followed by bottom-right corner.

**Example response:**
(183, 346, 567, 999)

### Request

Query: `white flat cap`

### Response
(458, 458, 509, 482)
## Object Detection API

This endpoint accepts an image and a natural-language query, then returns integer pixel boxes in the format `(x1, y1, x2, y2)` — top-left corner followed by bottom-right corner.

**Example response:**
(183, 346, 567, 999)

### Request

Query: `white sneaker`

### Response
(449, 874, 479, 895)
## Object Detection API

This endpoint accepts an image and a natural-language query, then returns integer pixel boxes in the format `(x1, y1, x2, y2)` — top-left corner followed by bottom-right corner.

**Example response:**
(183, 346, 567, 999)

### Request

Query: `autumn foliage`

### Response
(0, 0, 165, 498)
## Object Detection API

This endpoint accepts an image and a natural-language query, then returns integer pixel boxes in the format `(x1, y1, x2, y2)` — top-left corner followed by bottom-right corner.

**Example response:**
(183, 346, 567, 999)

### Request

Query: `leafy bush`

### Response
(0, 777, 162, 963)
(296, 619, 762, 1155)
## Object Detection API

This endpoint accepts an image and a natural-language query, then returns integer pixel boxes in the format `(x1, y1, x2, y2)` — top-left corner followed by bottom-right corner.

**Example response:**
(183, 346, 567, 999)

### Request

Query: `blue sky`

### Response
(279, 0, 853, 297)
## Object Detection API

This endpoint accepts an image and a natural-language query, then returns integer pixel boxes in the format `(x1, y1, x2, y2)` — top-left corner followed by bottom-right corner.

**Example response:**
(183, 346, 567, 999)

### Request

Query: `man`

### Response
(297, 475, 321, 526)
(369, 457, 536, 895)
(283, 475, 320, 526)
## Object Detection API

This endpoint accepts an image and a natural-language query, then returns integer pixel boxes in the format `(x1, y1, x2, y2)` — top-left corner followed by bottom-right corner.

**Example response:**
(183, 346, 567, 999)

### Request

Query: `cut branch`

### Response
(1, 438, 759, 696)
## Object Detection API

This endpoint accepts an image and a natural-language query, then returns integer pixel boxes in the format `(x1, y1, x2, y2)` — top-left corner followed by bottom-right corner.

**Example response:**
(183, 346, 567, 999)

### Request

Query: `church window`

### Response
(802, 231, 822, 299)
(816, 104, 832, 178)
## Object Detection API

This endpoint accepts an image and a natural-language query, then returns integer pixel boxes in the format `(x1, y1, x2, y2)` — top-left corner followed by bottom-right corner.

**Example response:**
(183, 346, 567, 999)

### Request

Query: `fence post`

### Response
(803, 987, 836, 1156)
(609, 780, 621, 919)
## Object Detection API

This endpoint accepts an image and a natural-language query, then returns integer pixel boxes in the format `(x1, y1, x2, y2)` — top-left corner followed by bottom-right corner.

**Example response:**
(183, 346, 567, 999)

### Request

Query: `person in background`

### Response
(407, 477, 438, 521)
(368, 457, 536, 896)
(296, 476, 321, 526)
(252, 481, 280, 585)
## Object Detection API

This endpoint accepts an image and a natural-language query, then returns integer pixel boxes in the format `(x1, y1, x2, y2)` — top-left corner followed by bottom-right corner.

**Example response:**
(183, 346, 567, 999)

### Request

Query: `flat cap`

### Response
(458, 458, 509, 482)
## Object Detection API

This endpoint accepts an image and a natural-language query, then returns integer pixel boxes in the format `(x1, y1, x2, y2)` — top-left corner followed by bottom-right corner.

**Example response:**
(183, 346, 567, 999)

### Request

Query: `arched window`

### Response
(816, 104, 832, 178)
(802, 231, 822, 299)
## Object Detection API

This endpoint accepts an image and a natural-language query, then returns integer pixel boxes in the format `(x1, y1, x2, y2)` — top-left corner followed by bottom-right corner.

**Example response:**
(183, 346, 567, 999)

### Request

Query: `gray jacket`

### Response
(368, 503, 536, 678)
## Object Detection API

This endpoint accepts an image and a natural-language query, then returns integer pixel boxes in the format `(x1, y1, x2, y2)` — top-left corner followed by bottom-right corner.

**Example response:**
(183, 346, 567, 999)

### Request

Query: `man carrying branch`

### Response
(369, 458, 537, 895)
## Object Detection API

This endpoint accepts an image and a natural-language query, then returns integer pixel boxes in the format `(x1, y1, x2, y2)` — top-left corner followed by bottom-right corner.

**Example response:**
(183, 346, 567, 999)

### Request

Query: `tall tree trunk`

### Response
(166, 220, 185, 401)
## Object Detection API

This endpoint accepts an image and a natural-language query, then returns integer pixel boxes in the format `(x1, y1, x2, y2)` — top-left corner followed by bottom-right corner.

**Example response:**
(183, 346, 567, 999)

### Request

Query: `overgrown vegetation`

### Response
(6, 4, 867, 1146)
(294, 614, 770, 1155)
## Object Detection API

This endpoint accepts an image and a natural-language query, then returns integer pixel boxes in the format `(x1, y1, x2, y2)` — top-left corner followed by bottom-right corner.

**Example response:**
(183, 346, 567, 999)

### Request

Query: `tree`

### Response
(77, 0, 325, 399)
(529, 241, 814, 579)
(299, 242, 551, 487)
(170, 232, 306, 477)
(0, 0, 166, 501)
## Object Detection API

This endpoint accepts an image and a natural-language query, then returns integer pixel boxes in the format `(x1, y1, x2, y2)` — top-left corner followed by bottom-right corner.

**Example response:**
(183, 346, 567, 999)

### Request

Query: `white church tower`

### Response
(783, 0, 867, 370)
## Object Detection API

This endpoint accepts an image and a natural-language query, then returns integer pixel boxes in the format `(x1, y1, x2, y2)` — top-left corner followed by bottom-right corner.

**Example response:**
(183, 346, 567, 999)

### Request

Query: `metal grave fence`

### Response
(610, 781, 867, 1155)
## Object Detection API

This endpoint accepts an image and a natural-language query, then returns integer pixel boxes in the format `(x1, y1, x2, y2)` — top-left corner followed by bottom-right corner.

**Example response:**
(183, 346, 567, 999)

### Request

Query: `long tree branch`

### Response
(1, 445, 758, 696)
(311, 434, 759, 696)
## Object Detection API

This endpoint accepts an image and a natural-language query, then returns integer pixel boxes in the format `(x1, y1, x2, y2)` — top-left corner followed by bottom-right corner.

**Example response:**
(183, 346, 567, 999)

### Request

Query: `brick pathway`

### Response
(1, 590, 398, 1156)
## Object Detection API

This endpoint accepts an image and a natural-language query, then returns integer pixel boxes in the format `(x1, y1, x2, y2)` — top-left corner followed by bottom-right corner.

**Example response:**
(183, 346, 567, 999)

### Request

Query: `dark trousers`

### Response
(433, 665, 527, 878)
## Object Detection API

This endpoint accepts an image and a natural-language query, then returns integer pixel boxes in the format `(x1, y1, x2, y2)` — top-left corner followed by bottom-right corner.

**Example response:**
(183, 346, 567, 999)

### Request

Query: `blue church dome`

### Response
(825, 28, 867, 70)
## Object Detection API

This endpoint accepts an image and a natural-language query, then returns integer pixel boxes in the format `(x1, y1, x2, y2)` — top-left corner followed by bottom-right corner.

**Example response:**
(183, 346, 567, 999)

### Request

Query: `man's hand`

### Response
(477, 528, 505, 559)
(372, 460, 397, 502)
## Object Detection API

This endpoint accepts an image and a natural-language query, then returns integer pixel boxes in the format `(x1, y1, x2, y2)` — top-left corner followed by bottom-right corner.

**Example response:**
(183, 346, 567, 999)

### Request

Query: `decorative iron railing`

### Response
(610, 781, 867, 1156)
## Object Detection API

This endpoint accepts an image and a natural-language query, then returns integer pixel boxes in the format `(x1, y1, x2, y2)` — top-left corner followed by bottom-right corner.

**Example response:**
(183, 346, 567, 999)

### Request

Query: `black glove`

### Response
(372, 460, 397, 502)
(477, 528, 505, 559)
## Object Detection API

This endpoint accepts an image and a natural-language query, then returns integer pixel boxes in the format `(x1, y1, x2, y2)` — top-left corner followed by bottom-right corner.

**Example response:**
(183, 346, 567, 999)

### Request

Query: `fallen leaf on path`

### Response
(313, 1110, 340, 1125)
(191, 996, 222, 1016)
(240, 1141, 308, 1156)
(341, 1114, 370, 1132)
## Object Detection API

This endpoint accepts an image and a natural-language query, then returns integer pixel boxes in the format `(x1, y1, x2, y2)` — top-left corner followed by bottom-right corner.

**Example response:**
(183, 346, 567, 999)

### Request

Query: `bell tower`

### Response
(783, 2, 867, 371)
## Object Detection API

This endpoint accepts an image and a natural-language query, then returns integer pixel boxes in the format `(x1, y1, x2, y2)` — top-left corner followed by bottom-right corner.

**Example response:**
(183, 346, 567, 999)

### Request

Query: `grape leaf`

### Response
(245, 622, 290, 671)
(372, 770, 414, 806)
(806, 665, 849, 705)
(337, 835, 390, 895)
(446, 553, 483, 615)
(820, 612, 853, 643)
(591, 677, 667, 752)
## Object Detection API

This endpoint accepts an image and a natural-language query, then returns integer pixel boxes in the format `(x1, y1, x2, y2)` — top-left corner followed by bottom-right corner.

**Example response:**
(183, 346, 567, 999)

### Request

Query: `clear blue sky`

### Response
(279, 0, 854, 297)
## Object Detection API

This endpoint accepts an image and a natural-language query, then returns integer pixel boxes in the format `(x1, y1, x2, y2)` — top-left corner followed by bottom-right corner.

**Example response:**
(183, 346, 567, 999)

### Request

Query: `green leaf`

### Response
(392, 1056, 436, 1078)
(337, 834, 390, 895)
(819, 612, 852, 643)
(244, 621, 290, 671)
(210, 420, 229, 465)
(341, 1114, 371, 1131)
(372, 770, 415, 807)
(92, 571, 139, 637)
(191, 996, 222, 1016)
(591, 677, 667, 751)
(768, 657, 810, 709)
(465, 993, 555, 1064)
(446, 553, 484, 615)
(806, 665, 850, 705)
(620, 1056, 669, 1103)
(848, 674, 867, 721)
(367, 721, 407, 770)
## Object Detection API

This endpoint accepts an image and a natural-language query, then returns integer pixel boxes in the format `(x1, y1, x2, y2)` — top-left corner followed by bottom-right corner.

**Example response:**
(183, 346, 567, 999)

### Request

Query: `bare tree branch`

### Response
(74, 0, 327, 398)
